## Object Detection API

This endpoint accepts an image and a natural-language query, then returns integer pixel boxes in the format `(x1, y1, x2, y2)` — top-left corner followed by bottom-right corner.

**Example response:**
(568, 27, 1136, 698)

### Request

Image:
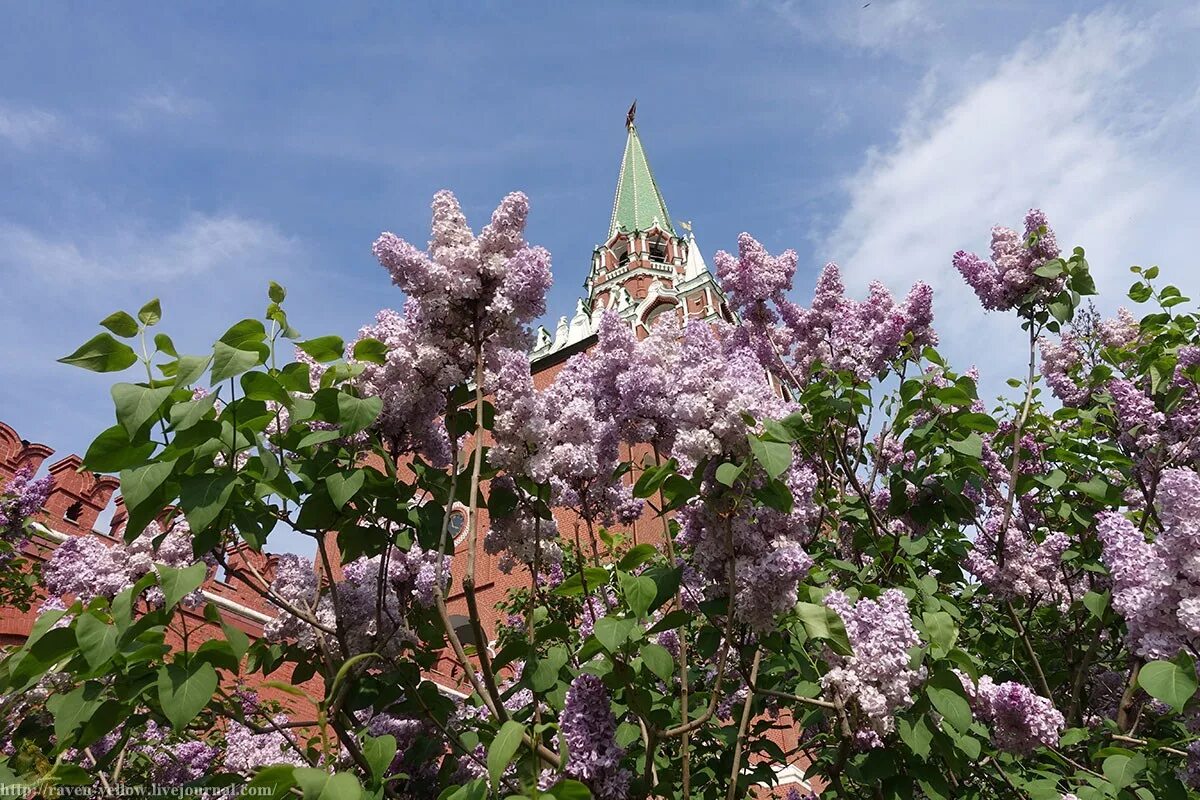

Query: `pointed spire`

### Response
(608, 110, 675, 238)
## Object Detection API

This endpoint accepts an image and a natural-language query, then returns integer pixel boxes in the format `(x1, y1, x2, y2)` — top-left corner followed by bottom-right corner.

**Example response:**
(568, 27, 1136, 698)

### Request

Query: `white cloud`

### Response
(116, 89, 206, 128)
(820, 9, 1200, 392)
(0, 103, 95, 151)
(0, 213, 298, 284)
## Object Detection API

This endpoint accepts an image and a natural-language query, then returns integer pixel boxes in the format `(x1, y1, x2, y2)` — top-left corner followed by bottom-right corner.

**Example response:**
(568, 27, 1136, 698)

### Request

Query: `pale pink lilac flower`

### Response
(821, 590, 926, 749)
(1099, 469, 1200, 658)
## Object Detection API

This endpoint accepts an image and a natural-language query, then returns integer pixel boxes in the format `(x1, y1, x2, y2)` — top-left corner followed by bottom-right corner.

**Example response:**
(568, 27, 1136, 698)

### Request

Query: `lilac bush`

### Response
(4, 198, 1198, 800)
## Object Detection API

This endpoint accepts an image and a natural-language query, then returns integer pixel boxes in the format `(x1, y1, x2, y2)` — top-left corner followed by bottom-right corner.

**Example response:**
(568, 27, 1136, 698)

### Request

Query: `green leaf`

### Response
(119, 460, 176, 511)
(298, 336, 346, 363)
(138, 298, 162, 326)
(947, 432, 982, 459)
(100, 310, 139, 337)
(352, 337, 388, 365)
(180, 472, 237, 533)
(616, 544, 657, 572)
(337, 393, 382, 435)
(48, 685, 100, 743)
(279, 362, 313, 393)
(83, 425, 155, 472)
(922, 611, 957, 657)
(327, 470, 365, 510)
(241, 372, 290, 405)
(715, 461, 743, 487)
(294, 768, 363, 800)
(641, 642, 674, 683)
(1102, 753, 1145, 789)
(298, 429, 342, 449)
(553, 567, 610, 597)
(112, 383, 172, 437)
(75, 613, 118, 671)
(171, 354, 212, 389)
(632, 458, 676, 498)
(925, 670, 973, 733)
(1034, 260, 1065, 278)
(748, 434, 791, 480)
(544, 780, 592, 800)
(169, 392, 218, 432)
(593, 617, 636, 653)
(488, 720, 525, 788)
(211, 341, 262, 384)
(1138, 659, 1198, 713)
(618, 572, 656, 618)
(1083, 590, 1109, 620)
(268, 281, 287, 303)
(158, 561, 209, 611)
(897, 715, 934, 758)
(219, 318, 267, 350)
(528, 646, 569, 693)
(796, 602, 852, 656)
(59, 333, 139, 372)
(157, 661, 218, 729)
(363, 734, 397, 783)
(154, 333, 178, 357)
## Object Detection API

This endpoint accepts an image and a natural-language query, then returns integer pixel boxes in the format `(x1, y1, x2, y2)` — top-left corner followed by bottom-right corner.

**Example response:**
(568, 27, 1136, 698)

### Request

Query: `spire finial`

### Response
(625, 99, 637, 130)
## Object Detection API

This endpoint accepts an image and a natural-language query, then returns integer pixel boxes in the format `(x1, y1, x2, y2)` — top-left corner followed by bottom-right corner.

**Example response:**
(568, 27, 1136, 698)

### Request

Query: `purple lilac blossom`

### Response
(1098, 469, 1200, 658)
(821, 590, 926, 749)
(560, 674, 630, 800)
(964, 513, 1072, 610)
(953, 209, 1062, 312)
(264, 545, 448, 656)
(959, 673, 1064, 755)
(364, 190, 552, 463)
(42, 519, 211, 608)
(0, 467, 53, 545)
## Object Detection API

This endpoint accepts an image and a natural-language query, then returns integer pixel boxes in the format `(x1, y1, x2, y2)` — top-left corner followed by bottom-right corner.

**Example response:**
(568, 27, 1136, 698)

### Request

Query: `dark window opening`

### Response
(64, 501, 83, 523)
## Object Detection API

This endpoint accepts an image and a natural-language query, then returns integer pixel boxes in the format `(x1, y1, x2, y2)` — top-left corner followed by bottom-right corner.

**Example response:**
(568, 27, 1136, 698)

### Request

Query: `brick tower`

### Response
(530, 105, 733, 360)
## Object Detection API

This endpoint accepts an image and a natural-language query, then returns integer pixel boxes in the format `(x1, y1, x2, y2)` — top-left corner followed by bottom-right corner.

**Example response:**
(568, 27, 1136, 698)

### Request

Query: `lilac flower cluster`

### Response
(482, 478, 563, 575)
(953, 209, 1062, 311)
(0, 466, 53, 546)
(223, 717, 307, 774)
(1038, 333, 1092, 407)
(820, 590, 926, 749)
(1098, 468, 1200, 658)
(677, 459, 817, 630)
(717, 233, 936, 383)
(560, 674, 630, 800)
(264, 545, 448, 656)
(363, 708, 442, 784)
(489, 341, 641, 542)
(137, 720, 219, 786)
(42, 519, 211, 609)
(1183, 742, 1200, 789)
(958, 673, 1064, 755)
(963, 512, 1072, 610)
(361, 191, 552, 462)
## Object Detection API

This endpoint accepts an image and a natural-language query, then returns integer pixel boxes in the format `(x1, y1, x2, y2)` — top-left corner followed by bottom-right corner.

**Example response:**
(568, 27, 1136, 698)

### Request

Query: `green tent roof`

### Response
(608, 124, 675, 238)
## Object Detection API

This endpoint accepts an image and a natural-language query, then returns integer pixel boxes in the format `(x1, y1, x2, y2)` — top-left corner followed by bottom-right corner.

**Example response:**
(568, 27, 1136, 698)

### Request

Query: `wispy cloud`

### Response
(115, 88, 206, 128)
(0, 102, 95, 151)
(757, 0, 939, 52)
(0, 213, 299, 284)
(819, 9, 1200, 392)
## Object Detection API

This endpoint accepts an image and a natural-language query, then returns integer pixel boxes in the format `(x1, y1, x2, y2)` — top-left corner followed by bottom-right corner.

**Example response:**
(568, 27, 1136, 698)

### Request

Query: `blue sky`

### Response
(3, 2, 1200, 545)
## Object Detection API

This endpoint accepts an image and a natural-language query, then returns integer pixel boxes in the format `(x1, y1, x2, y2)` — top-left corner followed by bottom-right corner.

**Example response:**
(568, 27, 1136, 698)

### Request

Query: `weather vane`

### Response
(626, 99, 637, 129)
